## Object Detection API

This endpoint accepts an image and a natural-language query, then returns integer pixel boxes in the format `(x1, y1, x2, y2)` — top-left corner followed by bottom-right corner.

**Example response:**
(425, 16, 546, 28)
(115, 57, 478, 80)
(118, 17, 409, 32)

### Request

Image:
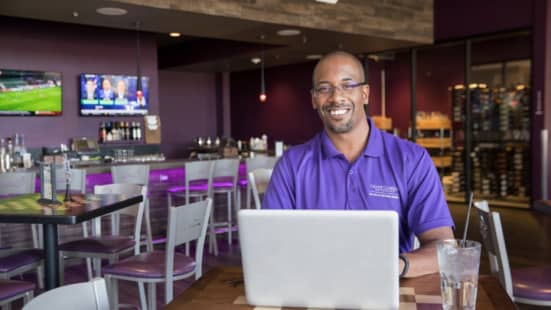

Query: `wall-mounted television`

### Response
(80, 73, 149, 116)
(0, 69, 62, 116)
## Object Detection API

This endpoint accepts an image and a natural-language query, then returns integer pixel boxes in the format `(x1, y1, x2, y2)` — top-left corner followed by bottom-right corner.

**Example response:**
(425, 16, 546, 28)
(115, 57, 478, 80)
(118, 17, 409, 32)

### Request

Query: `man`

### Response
(84, 78, 96, 100)
(99, 78, 114, 101)
(263, 51, 454, 278)
(116, 79, 127, 100)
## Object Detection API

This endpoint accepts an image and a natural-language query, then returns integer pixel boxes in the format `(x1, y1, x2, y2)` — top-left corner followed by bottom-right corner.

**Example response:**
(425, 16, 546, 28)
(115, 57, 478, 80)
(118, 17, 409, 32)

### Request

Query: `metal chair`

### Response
(167, 161, 215, 255)
(474, 200, 551, 306)
(210, 159, 240, 245)
(0, 279, 34, 309)
(50, 166, 96, 279)
(104, 198, 212, 310)
(247, 168, 273, 209)
(22, 278, 108, 310)
(0, 172, 44, 290)
(111, 164, 153, 252)
(59, 184, 152, 280)
(244, 157, 277, 209)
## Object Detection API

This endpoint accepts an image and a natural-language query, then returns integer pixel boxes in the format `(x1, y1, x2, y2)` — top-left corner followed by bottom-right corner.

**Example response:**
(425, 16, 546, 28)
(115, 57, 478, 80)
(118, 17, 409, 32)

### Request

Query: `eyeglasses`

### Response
(312, 82, 367, 98)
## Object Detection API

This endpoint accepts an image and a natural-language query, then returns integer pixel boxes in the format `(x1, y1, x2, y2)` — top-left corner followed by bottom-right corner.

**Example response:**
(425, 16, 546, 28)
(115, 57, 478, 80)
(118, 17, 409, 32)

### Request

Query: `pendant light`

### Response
(135, 21, 143, 100)
(259, 34, 267, 103)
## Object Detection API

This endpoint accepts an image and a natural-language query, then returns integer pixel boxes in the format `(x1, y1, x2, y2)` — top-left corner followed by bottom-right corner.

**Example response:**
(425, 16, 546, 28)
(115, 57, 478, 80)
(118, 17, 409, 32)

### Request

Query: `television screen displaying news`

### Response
(80, 73, 149, 116)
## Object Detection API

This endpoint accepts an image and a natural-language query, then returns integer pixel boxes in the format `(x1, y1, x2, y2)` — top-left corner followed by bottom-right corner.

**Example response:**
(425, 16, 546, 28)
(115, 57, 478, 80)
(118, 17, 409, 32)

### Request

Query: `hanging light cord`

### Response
(135, 21, 142, 93)
(261, 48, 265, 94)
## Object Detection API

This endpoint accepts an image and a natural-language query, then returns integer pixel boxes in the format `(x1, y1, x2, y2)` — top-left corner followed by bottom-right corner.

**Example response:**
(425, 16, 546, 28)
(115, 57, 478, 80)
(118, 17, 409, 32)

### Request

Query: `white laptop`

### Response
(238, 209, 399, 309)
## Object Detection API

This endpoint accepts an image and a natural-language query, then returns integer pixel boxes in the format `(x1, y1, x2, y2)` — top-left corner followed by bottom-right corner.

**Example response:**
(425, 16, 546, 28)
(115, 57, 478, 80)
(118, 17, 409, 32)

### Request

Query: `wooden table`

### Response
(0, 193, 142, 290)
(166, 267, 516, 310)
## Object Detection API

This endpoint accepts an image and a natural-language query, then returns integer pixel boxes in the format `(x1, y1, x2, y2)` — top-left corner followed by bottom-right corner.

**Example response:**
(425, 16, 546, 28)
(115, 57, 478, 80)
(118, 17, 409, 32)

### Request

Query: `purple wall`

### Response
(434, 0, 533, 41)
(0, 17, 159, 148)
(158, 70, 218, 158)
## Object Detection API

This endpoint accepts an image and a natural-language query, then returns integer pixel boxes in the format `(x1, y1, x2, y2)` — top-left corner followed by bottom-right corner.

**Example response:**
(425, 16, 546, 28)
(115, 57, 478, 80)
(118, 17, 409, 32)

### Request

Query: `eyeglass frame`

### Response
(311, 81, 368, 98)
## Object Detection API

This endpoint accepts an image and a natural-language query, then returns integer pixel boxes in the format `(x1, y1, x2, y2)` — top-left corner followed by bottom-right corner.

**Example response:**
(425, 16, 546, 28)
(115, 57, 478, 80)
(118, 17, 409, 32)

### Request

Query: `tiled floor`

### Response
(15, 203, 551, 309)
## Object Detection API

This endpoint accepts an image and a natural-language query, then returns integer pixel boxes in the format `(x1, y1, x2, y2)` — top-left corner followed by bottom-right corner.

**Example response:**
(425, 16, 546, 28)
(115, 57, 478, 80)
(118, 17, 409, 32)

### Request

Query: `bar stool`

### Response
(244, 156, 278, 209)
(167, 161, 215, 254)
(247, 168, 273, 209)
(211, 159, 240, 245)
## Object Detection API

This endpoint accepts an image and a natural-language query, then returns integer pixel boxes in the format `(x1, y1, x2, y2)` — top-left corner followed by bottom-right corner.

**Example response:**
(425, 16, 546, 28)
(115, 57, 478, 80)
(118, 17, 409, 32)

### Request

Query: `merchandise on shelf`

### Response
(450, 84, 530, 204)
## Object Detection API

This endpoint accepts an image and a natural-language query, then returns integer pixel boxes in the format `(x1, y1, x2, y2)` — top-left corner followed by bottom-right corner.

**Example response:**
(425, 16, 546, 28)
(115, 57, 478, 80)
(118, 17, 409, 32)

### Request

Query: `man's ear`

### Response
(311, 91, 318, 110)
(362, 84, 370, 106)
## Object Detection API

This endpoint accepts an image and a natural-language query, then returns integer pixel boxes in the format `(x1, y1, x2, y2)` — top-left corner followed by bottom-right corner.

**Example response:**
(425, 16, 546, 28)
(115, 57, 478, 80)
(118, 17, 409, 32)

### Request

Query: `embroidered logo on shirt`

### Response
(368, 184, 399, 200)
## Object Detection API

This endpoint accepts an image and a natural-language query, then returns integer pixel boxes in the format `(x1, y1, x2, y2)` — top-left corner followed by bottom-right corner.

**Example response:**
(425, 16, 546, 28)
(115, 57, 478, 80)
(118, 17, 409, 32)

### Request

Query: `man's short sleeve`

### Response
(406, 149, 454, 236)
(262, 154, 295, 209)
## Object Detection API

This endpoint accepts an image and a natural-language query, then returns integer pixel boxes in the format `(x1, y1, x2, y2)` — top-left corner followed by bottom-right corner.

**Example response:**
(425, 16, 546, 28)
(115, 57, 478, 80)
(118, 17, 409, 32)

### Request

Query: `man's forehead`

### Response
(314, 55, 363, 82)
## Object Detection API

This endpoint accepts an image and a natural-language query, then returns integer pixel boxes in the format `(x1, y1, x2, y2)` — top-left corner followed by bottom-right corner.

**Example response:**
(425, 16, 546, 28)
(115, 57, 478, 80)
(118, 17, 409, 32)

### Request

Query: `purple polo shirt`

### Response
(263, 118, 454, 253)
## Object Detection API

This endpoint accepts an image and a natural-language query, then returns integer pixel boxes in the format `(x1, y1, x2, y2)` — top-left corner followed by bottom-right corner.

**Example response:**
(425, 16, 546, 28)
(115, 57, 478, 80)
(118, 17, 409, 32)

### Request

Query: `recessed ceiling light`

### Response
(251, 57, 262, 64)
(96, 7, 128, 16)
(277, 29, 301, 36)
(315, 0, 338, 4)
(305, 54, 323, 60)
(169, 32, 181, 38)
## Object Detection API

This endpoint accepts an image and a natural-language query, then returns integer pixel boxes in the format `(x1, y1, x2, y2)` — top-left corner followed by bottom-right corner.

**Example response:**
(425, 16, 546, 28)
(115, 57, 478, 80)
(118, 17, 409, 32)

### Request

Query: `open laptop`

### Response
(238, 209, 399, 309)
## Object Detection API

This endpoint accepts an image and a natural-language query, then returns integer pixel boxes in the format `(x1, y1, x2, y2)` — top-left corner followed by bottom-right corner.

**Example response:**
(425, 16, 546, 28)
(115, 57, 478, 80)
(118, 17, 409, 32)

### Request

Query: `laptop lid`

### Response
(238, 209, 399, 309)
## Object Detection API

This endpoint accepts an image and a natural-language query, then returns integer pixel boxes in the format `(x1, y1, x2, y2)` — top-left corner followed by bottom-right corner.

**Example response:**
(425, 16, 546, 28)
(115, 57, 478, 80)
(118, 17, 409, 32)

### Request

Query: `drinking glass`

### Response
(436, 239, 481, 310)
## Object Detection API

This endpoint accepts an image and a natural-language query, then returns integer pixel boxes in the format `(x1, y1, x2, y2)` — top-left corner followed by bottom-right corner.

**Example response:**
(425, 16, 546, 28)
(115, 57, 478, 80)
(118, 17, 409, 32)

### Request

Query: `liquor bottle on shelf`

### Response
(99, 122, 106, 143)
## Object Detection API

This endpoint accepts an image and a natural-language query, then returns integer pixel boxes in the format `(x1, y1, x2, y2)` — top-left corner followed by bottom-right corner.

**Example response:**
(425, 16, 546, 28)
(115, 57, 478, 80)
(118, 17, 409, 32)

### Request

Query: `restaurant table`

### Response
(165, 267, 516, 310)
(0, 193, 142, 290)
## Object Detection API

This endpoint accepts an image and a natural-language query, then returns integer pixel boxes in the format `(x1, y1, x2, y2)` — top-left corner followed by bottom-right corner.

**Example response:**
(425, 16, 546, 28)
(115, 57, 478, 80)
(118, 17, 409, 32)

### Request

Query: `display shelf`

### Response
(450, 85, 531, 207)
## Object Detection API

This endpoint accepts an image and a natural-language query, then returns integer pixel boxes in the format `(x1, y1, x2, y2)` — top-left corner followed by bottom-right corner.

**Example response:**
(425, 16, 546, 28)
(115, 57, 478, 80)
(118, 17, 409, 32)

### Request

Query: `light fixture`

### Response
(169, 32, 181, 38)
(305, 54, 323, 60)
(276, 29, 301, 36)
(96, 7, 127, 16)
(315, 0, 338, 4)
(259, 35, 267, 103)
(135, 21, 143, 100)
(251, 57, 261, 64)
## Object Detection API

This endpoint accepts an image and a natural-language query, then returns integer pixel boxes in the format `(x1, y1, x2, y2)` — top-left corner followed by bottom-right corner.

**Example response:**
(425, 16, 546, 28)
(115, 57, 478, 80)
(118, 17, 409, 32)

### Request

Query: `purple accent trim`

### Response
(33, 162, 249, 194)
(512, 266, 551, 301)
(0, 249, 43, 273)
(0, 280, 34, 301)
(103, 250, 195, 278)
(59, 236, 134, 254)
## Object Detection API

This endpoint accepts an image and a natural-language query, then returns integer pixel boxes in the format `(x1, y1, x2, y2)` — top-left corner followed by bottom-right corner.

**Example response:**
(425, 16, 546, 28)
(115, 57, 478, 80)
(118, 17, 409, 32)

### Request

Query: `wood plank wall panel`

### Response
(114, 0, 433, 44)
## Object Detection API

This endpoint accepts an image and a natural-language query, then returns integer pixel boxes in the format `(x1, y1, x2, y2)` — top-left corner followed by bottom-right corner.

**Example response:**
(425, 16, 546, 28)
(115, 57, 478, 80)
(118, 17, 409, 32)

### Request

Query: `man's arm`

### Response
(400, 226, 454, 278)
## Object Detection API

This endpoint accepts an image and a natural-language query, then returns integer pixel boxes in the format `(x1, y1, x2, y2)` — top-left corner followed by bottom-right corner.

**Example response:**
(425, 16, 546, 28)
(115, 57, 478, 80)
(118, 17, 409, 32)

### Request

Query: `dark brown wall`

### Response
(0, 17, 159, 148)
(230, 62, 321, 146)
(434, 0, 533, 41)
(230, 59, 389, 145)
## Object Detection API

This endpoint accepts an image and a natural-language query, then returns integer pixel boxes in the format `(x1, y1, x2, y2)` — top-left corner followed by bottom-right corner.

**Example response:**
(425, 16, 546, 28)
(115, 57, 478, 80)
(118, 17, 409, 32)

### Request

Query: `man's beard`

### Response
(321, 102, 355, 134)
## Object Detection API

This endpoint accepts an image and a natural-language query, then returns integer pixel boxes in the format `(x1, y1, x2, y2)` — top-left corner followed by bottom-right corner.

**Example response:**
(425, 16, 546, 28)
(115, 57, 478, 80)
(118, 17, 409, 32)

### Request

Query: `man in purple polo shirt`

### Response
(263, 51, 454, 278)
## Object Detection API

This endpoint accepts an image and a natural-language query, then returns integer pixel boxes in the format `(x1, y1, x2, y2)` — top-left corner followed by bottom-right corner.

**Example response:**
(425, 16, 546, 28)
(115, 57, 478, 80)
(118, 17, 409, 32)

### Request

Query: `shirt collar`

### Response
(320, 117, 383, 159)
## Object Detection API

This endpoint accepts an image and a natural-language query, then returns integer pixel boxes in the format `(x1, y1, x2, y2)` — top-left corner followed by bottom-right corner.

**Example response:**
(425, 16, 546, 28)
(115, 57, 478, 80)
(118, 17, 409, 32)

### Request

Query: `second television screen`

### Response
(80, 74, 149, 116)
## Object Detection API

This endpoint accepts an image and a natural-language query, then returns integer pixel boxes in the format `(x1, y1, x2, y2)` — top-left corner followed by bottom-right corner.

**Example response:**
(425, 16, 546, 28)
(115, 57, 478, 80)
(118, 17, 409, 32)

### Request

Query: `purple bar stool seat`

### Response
(59, 236, 134, 254)
(512, 266, 551, 301)
(0, 249, 43, 273)
(103, 251, 195, 278)
(0, 279, 34, 305)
